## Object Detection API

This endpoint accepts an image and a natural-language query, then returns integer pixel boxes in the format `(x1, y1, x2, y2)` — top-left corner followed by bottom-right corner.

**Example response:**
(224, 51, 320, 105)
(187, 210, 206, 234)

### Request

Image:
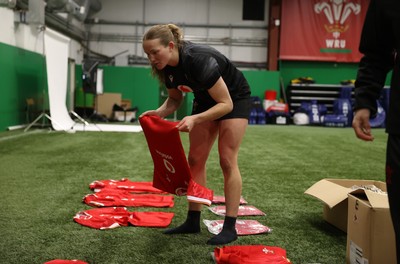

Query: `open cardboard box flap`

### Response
(304, 178, 388, 209)
(350, 188, 389, 209)
(305, 179, 350, 208)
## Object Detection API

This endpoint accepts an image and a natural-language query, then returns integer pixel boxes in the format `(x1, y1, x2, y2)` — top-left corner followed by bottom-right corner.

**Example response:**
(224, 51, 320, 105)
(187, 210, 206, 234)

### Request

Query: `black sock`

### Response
(163, 210, 201, 234)
(206, 216, 237, 245)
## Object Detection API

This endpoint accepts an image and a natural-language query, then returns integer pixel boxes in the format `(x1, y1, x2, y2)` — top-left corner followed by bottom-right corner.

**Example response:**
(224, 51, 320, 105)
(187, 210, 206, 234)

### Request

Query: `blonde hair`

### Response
(143, 24, 184, 83)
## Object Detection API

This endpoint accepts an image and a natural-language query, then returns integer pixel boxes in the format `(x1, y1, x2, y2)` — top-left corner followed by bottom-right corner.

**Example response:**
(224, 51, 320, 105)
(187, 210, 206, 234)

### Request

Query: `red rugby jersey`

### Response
(140, 115, 213, 205)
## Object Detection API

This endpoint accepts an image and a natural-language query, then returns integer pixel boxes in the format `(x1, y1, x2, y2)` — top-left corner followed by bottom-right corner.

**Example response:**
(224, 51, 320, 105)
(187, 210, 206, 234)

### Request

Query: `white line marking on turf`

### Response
(0, 130, 45, 142)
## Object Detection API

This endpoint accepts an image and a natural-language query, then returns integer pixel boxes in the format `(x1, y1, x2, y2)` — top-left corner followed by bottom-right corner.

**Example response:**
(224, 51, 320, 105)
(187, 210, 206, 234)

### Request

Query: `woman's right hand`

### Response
(139, 110, 160, 119)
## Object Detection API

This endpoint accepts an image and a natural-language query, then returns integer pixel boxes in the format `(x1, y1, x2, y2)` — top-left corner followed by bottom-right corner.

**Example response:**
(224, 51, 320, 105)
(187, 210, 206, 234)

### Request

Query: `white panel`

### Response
(96, 68, 104, 94)
(43, 29, 142, 133)
(44, 29, 74, 131)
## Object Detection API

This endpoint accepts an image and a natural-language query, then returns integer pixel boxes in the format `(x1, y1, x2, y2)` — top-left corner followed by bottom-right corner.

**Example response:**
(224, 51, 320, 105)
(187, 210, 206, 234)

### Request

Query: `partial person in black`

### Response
(352, 0, 400, 262)
(140, 24, 251, 245)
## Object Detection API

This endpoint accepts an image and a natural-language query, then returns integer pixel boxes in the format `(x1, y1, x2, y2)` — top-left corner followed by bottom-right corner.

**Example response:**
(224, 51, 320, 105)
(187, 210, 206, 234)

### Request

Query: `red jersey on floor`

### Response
(214, 245, 291, 264)
(83, 189, 174, 208)
(139, 115, 213, 204)
(73, 207, 174, 230)
(74, 207, 130, 229)
(44, 260, 88, 264)
(89, 178, 165, 194)
(130, 211, 175, 227)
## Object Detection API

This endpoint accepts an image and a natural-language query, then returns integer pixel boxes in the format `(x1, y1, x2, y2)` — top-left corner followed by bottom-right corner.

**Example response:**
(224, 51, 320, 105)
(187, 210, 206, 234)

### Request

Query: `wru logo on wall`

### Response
(314, 0, 361, 49)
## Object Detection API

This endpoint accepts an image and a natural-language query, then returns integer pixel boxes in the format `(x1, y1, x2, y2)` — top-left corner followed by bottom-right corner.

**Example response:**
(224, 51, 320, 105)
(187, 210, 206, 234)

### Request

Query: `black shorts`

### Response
(191, 98, 252, 120)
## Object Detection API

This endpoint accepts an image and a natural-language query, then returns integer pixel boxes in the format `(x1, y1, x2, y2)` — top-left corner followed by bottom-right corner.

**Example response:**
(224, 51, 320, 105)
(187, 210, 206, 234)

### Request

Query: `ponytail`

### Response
(166, 24, 184, 48)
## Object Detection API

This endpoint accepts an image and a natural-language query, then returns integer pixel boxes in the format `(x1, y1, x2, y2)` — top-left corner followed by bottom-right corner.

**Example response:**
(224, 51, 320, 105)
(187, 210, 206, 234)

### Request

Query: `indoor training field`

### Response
(0, 125, 387, 264)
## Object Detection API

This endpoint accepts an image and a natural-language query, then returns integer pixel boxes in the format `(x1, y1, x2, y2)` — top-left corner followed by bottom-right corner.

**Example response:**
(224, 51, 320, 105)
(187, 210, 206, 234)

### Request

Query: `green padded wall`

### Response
(98, 66, 159, 116)
(0, 42, 47, 131)
(92, 67, 281, 119)
(7, 40, 387, 131)
(242, 70, 281, 100)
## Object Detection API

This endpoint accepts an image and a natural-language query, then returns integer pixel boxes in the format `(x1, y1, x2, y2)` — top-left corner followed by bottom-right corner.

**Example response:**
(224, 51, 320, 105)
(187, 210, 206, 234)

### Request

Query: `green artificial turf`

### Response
(0, 125, 387, 264)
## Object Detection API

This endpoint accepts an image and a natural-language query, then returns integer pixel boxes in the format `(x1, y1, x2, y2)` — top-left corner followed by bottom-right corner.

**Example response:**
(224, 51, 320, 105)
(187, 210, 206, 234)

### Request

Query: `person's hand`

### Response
(352, 108, 374, 141)
(139, 110, 159, 119)
(176, 116, 196, 132)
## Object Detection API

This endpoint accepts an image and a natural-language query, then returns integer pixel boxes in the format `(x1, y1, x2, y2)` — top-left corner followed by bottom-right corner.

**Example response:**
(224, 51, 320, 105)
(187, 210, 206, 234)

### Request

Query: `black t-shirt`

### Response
(354, 0, 400, 134)
(163, 41, 251, 107)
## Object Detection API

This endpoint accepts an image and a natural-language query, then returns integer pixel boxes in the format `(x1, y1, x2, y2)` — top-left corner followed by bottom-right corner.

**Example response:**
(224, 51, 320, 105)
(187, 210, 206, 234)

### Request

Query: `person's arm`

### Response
(176, 77, 233, 132)
(140, 88, 183, 118)
(353, 0, 394, 141)
(206, 77, 234, 119)
(354, 0, 394, 113)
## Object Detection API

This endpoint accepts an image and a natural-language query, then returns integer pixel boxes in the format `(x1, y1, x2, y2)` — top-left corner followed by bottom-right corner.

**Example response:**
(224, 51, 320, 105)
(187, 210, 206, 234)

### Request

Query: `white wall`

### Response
(0, 6, 84, 64)
(87, 0, 269, 65)
(1, 0, 269, 65)
(0, 7, 43, 54)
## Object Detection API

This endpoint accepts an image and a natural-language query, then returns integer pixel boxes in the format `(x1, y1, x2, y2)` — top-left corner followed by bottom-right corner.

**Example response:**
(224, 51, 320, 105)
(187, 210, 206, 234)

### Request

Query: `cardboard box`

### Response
(305, 178, 380, 232)
(346, 185, 395, 264)
(96, 93, 122, 119)
(305, 179, 396, 264)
